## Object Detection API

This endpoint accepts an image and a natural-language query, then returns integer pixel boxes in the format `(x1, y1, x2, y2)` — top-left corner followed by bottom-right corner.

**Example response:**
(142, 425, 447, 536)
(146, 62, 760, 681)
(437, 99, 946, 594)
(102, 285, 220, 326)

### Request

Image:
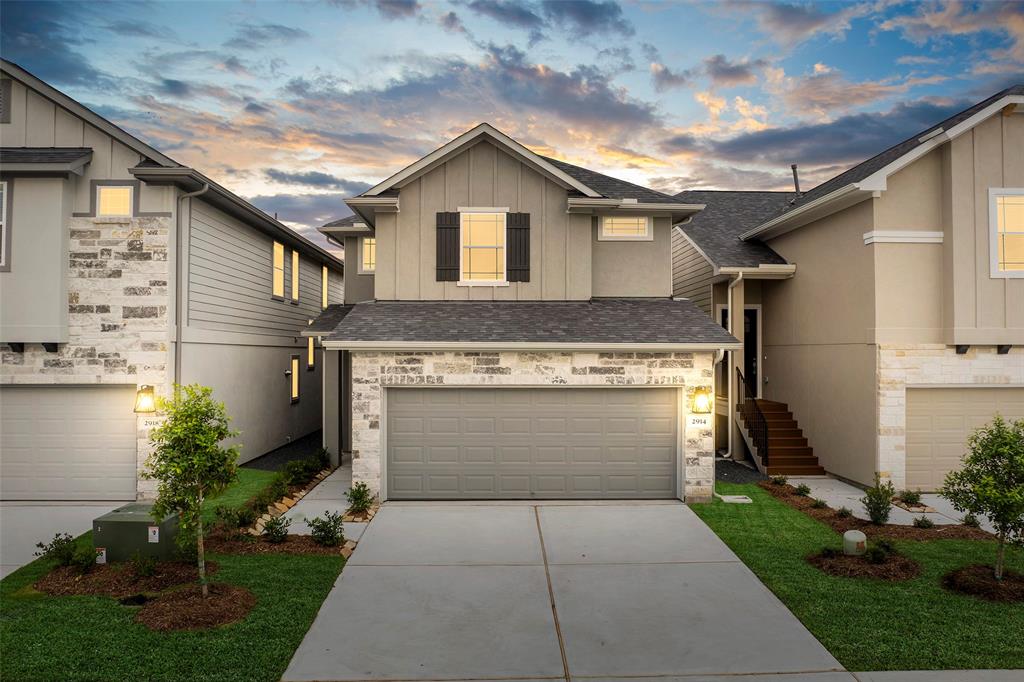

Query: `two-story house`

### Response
(0, 60, 345, 501)
(310, 124, 741, 502)
(674, 85, 1024, 491)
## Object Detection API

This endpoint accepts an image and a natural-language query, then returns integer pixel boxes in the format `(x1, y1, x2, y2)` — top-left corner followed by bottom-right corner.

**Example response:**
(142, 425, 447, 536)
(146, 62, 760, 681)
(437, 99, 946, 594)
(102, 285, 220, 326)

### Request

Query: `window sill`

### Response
(597, 233, 654, 242)
(271, 295, 285, 302)
(93, 216, 132, 225)
(457, 280, 510, 287)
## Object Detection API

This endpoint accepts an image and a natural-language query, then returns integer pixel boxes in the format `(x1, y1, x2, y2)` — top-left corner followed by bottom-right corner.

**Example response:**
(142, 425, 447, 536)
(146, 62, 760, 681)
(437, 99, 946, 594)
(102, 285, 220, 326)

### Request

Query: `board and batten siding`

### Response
(671, 227, 714, 315)
(187, 199, 334, 336)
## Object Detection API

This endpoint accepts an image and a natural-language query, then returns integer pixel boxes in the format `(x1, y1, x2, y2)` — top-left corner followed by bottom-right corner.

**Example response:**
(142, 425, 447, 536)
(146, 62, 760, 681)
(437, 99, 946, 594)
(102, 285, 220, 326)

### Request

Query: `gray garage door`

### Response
(386, 387, 678, 500)
(1, 386, 138, 501)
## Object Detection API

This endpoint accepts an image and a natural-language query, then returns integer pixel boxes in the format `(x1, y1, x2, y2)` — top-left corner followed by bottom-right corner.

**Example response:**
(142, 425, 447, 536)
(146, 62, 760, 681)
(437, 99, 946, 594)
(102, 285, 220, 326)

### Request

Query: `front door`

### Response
(719, 308, 759, 397)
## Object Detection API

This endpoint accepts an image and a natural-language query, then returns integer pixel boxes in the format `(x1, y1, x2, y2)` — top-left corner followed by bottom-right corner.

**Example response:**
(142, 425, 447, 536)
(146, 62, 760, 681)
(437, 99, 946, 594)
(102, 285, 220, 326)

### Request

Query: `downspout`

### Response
(726, 272, 744, 459)
(174, 183, 210, 386)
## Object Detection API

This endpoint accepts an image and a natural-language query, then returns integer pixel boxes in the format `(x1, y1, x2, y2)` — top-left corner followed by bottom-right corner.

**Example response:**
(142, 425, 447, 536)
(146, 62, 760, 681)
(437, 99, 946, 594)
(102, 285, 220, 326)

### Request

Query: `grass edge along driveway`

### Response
(691, 481, 1024, 672)
(0, 468, 344, 682)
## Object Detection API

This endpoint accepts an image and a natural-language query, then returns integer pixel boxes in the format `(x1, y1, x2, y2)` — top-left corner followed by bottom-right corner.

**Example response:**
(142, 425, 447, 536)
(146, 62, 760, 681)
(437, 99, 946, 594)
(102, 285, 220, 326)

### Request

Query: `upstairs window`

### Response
(992, 190, 1024, 277)
(307, 337, 316, 369)
(460, 212, 506, 283)
(272, 241, 285, 298)
(360, 237, 376, 273)
(290, 355, 300, 402)
(97, 186, 133, 218)
(321, 265, 329, 308)
(599, 215, 652, 241)
(291, 249, 300, 303)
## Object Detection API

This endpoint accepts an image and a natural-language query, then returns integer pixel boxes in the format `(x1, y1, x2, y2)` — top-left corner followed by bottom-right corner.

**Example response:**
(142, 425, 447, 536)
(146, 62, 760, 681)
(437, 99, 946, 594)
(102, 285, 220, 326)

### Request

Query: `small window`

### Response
(290, 355, 300, 402)
(291, 249, 300, 303)
(991, 190, 1024, 277)
(97, 186, 133, 218)
(360, 237, 376, 273)
(307, 337, 316, 369)
(321, 265, 329, 308)
(460, 212, 506, 283)
(0, 181, 8, 269)
(272, 242, 285, 298)
(599, 215, 652, 240)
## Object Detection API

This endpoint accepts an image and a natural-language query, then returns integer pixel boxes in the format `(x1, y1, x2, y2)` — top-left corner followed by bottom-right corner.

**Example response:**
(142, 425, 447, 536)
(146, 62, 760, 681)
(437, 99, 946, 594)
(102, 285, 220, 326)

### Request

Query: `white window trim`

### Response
(96, 185, 134, 218)
(989, 188, 1024, 279)
(458, 208, 509, 286)
(0, 180, 8, 271)
(358, 237, 376, 274)
(598, 215, 653, 241)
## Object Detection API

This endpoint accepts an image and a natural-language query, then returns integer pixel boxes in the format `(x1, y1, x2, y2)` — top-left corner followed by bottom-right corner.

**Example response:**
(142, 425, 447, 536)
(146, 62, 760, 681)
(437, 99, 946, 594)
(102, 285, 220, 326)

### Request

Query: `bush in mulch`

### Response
(808, 548, 921, 582)
(134, 583, 256, 632)
(943, 565, 1024, 603)
(34, 560, 219, 598)
(757, 481, 993, 541)
(205, 530, 343, 556)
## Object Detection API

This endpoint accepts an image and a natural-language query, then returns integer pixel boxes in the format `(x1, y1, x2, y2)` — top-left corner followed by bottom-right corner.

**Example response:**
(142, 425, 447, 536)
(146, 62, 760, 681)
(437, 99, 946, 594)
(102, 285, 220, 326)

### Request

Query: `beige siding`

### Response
(591, 217, 673, 297)
(671, 227, 714, 314)
(343, 235, 375, 303)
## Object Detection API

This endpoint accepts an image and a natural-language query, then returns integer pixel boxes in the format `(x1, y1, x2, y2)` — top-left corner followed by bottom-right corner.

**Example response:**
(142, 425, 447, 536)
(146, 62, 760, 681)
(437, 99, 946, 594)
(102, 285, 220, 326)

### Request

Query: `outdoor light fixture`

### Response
(691, 386, 713, 414)
(134, 385, 156, 414)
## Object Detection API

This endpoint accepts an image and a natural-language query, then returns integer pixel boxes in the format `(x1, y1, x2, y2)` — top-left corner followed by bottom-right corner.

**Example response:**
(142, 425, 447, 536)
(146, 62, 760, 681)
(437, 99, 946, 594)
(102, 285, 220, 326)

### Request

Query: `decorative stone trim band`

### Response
(863, 230, 944, 245)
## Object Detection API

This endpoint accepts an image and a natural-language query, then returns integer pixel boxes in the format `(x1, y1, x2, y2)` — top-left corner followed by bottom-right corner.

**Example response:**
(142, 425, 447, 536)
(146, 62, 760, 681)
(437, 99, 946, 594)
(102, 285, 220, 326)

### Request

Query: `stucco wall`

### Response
(591, 217, 673, 297)
(348, 350, 716, 501)
(343, 235, 375, 303)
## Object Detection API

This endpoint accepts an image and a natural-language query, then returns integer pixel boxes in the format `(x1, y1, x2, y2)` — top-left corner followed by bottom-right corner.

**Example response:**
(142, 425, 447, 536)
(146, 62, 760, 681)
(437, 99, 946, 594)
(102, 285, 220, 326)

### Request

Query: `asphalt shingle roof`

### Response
(0, 147, 92, 164)
(322, 214, 361, 228)
(675, 191, 791, 268)
(307, 304, 354, 334)
(540, 156, 686, 204)
(321, 298, 738, 345)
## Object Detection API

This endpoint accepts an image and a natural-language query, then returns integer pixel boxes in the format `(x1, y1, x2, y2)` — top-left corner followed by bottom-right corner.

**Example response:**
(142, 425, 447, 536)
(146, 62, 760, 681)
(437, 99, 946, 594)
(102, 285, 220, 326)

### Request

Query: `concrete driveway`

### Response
(0, 501, 118, 579)
(284, 501, 844, 682)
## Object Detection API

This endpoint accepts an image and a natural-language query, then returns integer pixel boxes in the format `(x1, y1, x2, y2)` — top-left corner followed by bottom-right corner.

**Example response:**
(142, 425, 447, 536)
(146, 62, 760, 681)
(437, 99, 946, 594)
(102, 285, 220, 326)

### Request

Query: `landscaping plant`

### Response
(769, 475, 788, 486)
(940, 415, 1024, 581)
(262, 516, 291, 544)
(345, 482, 374, 514)
(795, 483, 811, 497)
(899, 489, 922, 506)
(143, 384, 240, 598)
(309, 511, 345, 547)
(130, 551, 157, 578)
(860, 474, 896, 525)
(811, 498, 828, 509)
(836, 506, 853, 518)
(34, 533, 77, 567)
(70, 545, 97, 575)
(962, 513, 982, 528)
(913, 515, 934, 529)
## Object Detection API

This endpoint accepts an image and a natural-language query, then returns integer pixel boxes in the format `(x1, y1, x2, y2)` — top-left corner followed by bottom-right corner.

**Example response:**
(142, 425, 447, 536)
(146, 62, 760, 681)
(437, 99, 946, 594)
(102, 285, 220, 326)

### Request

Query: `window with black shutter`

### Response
(436, 211, 459, 281)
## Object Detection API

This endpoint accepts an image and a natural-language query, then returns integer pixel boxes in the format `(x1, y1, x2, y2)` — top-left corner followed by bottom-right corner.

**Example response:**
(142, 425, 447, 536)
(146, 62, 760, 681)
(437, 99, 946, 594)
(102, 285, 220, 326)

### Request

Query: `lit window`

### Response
(460, 212, 506, 282)
(307, 337, 315, 369)
(992, 190, 1024, 277)
(321, 265, 329, 308)
(97, 186, 133, 217)
(0, 181, 7, 269)
(360, 237, 376, 273)
(272, 242, 285, 298)
(600, 216, 651, 240)
(290, 355, 300, 402)
(291, 249, 300, 302)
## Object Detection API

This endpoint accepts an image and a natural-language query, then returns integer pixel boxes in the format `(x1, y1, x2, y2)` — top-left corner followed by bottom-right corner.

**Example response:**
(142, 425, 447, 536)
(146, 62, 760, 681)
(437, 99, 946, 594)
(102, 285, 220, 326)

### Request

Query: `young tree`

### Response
(940, 415, 1024, 581)
(144, 384, 239, 597)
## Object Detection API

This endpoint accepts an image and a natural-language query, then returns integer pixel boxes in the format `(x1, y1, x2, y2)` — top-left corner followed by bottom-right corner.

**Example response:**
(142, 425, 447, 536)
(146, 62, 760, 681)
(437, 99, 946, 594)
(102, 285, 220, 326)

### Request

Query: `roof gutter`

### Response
(321, 340, 742, 352)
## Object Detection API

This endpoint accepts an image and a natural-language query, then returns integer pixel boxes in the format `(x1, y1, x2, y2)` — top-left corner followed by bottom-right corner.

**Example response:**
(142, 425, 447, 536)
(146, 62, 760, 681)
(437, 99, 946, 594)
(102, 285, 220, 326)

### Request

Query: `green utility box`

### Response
(92, 503, 180, 563)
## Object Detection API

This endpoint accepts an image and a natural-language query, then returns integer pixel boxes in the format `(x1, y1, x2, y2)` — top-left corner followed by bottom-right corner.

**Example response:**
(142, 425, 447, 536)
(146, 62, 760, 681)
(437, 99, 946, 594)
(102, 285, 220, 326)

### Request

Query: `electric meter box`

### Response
(92, 503, 179, 563)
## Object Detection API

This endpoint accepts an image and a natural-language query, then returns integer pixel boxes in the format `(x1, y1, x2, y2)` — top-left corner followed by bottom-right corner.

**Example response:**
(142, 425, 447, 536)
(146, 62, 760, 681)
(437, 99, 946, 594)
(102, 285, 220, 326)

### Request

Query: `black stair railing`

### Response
(736, 367, 769, 467)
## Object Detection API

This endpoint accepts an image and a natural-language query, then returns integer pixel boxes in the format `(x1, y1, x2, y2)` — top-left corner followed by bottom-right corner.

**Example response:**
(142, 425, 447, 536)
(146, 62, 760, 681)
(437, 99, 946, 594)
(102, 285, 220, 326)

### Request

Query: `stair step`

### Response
(768, 455, 821, 466)
(769, 445, 815, 457)
(768, 436, 808, 447)
(755, 401, 790, 413)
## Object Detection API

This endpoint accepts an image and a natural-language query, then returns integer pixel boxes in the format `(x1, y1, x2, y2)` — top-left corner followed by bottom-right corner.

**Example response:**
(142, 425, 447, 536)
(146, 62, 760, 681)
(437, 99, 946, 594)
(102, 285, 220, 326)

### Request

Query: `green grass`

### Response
(692, 482, 1024, 671)
(1, 467, 340, 682)
(201, 467, 278, 524)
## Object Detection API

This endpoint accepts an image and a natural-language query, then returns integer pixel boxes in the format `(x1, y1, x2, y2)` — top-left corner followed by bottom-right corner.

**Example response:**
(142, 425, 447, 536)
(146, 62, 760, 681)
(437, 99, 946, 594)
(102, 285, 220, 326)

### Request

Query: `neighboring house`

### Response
(0, 60, 344, 502)
(309, 123, 740, 502)
(673, 85, 1024, 491)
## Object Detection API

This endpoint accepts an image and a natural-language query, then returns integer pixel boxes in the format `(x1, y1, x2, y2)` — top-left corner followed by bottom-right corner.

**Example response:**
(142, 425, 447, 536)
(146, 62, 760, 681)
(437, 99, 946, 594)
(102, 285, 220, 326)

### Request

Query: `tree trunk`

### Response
(197, 489, 208, 598)
(995, 537, 1006, 582)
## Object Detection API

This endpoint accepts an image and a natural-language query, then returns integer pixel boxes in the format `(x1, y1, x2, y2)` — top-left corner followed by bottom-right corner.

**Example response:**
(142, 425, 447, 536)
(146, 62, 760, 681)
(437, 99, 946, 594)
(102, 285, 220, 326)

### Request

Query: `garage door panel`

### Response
(387, 387, 677, 500)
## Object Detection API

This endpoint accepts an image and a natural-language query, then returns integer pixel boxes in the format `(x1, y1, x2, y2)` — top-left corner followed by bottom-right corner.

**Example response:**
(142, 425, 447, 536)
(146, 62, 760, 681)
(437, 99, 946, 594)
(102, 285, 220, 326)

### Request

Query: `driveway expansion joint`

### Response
(534, 505, 572, 682)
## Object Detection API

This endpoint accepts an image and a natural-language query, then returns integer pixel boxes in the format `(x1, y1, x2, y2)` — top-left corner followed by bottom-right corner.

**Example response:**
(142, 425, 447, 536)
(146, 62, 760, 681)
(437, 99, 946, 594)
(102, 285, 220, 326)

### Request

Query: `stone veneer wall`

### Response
(877, 344, 1024, 488)
(350, 350, 716, 501)
(0, 215, 172, 497)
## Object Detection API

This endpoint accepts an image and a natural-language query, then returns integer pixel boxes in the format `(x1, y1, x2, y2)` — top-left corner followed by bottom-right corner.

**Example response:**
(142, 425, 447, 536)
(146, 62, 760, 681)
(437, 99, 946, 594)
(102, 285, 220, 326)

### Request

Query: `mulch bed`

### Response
(134, 582, 256, 631)
(758, 481, 993, 541)
(206, 531, 342, 556)
(943, 564, 1024, 603)
(34, 561, 219, 598)
(808, 550, 921, 581)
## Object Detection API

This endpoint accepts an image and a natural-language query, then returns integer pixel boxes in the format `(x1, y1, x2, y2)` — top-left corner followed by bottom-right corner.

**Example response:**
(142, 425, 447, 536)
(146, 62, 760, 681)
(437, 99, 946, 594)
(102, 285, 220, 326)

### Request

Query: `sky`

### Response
(2, 0, 1023, 253)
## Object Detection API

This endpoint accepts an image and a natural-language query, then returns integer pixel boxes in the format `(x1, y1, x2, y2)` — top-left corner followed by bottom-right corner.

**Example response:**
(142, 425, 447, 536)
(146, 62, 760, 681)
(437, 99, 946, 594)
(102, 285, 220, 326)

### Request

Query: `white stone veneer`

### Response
(350, 350, 717, 501)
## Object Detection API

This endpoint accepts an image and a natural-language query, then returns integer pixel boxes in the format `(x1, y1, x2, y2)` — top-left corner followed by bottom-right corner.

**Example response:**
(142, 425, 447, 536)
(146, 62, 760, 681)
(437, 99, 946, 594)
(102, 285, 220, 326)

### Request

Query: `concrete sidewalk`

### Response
(283, 465, 367, 541)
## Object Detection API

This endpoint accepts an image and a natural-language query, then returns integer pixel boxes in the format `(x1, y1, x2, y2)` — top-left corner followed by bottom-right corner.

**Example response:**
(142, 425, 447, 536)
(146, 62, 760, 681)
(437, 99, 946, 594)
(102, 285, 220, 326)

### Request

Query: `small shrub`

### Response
(34, 533, 77, 567)
(864, 545, 891, 565)
(70, 544, 97, 575)
(860, 474, 896, 525)
(262, 515, 291, 544)
(962, 513, 981, 528)
(130, 551, 157, 578)
(820, 547, 839, 559)
(899, 489, 922, 506)
(811, 498, 828, 509)
(794, 483, 811, 497)
(346, 482, 374, 514)
(235, 505, 257, 528)
(214, 505, 240, 530)
(283, 458, 321, 487)
(769, 475, 788, 486)
(836, 506, 853, 518)
(268, 473, 289, 501)
(913, 515, 934, 529)
(315, 447, 331, 470)
(309, 511, 345, 547)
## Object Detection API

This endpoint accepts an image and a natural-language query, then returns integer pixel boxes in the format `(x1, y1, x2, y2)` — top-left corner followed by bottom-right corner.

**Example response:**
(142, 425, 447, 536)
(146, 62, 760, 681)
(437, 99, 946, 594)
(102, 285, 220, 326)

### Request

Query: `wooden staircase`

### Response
(738, 399, 826, 476)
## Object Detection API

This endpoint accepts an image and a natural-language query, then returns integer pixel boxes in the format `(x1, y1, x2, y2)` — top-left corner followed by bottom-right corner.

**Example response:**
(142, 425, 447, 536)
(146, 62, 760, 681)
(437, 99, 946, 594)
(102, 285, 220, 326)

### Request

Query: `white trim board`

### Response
(989, 187, 1024, 279)
(863, 230, 944, 245)
(324, 341, 741, 351)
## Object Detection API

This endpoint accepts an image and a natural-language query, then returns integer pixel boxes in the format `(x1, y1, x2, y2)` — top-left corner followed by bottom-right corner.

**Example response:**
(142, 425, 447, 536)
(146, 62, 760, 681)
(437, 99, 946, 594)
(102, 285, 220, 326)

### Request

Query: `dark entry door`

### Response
(720, 308, 759, 397)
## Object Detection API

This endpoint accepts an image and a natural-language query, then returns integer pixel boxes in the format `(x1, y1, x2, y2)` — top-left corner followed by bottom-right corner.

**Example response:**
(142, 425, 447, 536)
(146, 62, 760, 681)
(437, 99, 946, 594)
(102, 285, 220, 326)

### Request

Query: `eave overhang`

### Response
(321, 340, 742, 351)
(568, 197, 706, 223)
(0, 152, 93, 176)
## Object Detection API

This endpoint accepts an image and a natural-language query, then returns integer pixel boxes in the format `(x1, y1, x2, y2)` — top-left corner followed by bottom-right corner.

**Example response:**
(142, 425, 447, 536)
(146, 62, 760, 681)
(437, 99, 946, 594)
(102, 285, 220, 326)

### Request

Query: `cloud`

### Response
(896, 55, 944, 65)
(224, 22, 310, 50)
(540, 0, 633, 37)
(658, 132, 702, 156)
(374, 0, 422, 19)
(766, 66, 947, 119)
(650, 62, 690, 92)
(439, 11, 466, 32)
(880, 1, 1024, 63)
(265, 170, 371, 194)
(103, 20, 176, 40)
(726, 0, 870, 46)
(465, 0, 545, 33)
(649, 161, 790, 193)
(703, 54, 766, 87)
(595, 144, 669, 169)
(246, 192, 352, 243)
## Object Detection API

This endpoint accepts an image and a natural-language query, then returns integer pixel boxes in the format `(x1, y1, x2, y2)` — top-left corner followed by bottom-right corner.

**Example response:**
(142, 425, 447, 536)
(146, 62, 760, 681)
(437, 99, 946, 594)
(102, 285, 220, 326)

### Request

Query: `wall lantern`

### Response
(691, 386, 713, 414)
(134, 385, 156, 414)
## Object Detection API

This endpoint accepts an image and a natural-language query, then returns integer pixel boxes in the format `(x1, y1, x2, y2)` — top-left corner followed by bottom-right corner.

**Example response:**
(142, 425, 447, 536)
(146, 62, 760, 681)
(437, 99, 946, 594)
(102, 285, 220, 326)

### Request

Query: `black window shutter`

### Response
(436, 212, 459, 281)
(506, 212, 530, 282)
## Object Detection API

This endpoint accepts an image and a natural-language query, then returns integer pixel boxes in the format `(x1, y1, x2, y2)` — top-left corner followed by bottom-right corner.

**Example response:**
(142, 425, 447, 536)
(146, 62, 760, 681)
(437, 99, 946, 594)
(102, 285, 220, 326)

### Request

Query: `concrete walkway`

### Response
(789, 477, 995, 533)
(283, 465, 367, 542)
(0, 501, 118, 579)
(284, 501, 843, 681)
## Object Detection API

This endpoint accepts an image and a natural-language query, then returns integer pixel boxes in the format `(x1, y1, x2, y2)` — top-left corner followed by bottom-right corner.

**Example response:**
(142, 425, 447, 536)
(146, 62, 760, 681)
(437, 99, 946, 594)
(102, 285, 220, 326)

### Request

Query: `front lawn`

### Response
(692, 482, 1024, 671)
(1, 467, 342, 682)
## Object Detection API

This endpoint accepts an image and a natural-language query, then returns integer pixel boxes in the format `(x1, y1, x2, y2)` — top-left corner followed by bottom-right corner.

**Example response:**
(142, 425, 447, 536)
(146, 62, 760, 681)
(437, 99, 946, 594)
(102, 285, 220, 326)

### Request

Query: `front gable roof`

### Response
(675, 190, 790, 268)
